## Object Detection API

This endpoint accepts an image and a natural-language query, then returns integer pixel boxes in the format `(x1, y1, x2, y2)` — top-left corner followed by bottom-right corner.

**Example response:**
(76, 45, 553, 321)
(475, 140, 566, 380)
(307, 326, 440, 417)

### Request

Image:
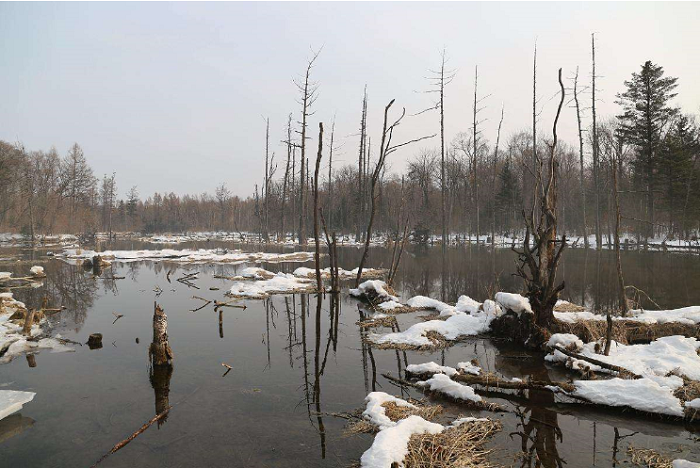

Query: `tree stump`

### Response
(22, 310, 36, 335)
(149, 302, 173, 366)
(87, 333, 103, 349)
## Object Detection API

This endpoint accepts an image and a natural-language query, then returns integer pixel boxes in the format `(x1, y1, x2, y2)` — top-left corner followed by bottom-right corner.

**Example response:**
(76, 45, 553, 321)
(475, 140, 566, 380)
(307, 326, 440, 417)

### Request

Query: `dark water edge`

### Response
(1, 243, 699, 467)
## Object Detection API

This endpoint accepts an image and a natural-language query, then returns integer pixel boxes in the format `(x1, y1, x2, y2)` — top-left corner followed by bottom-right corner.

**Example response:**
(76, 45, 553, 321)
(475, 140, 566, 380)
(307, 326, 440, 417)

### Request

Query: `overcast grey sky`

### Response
(2, 2, 699, 199)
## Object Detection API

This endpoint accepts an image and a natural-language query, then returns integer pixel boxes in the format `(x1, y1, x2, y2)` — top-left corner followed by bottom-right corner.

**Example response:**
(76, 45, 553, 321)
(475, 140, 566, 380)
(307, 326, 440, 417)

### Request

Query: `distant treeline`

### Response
(1, 60, 698, 242)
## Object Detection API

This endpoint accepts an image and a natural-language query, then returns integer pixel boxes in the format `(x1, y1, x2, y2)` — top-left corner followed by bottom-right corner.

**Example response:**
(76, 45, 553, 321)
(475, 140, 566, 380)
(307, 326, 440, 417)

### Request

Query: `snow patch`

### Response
(417, 373, 482, 402)
(495, 292, 532, 315)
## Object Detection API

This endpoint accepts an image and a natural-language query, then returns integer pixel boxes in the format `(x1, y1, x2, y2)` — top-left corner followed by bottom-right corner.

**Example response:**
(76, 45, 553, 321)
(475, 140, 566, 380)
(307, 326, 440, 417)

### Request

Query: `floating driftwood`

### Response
(89, 406, 171, 467)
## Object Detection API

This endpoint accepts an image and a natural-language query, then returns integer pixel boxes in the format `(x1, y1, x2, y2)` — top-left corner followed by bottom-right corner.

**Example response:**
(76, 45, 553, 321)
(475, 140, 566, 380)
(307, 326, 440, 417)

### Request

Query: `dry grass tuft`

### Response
(552, 318, 629, 344)
(403, 417, 502, 468)
(356, 316, 398, 329)
(626, 445, 673, 468)
(344, 400, 443, 435)
(554, 302, 587, 312)
(382, 401, 443, 423)
(365, 330, 451, 351)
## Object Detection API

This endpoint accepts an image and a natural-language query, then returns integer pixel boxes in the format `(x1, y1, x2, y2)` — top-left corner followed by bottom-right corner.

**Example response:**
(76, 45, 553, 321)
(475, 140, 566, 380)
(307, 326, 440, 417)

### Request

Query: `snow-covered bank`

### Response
(226, 273, 319, 299)
(58, 248, 316, 265)
(368, 308, 498, 348)
(292, 266, 386, 279)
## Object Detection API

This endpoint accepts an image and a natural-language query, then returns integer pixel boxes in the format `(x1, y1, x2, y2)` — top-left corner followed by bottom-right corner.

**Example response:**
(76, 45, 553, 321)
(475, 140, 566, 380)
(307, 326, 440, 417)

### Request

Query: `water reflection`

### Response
(149, 363, 173, 428)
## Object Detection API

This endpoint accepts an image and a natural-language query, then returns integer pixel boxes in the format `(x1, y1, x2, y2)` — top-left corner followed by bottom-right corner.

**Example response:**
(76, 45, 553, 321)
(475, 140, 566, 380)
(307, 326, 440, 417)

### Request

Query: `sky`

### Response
(1, 2, 699, 199)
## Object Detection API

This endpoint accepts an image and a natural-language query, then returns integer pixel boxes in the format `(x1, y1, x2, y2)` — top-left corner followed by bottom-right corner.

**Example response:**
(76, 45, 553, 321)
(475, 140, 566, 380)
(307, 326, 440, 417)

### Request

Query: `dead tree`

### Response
(263, 117, 270, 242)
(491, 106, 505, 246)
(417, 50, 455, 248)
(294, 49, 321, 245)
(313, 122, 324, 292)
(472, 65, 486, 244)
(591, 33, 602, 247)
(572, 67, 589, 246)
(327, 116, 336, 229)
(355, 100, 435, 287)
(611, 131, 629, 316)
(356, 86, 368, 242)
(149, 302, 173, 366)
(513, 68, 567, 333)
(280, 113, 293, 241)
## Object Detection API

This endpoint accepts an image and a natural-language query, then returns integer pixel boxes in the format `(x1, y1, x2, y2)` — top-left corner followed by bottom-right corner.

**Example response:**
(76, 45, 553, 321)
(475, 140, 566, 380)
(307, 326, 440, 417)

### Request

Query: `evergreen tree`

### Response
(660, 115, 699, 236)
(616, 61, 679, 238)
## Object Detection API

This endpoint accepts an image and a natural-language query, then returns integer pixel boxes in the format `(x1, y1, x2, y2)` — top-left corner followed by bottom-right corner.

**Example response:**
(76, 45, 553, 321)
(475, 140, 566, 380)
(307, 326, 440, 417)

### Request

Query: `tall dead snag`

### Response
(356, 86, 368, 242)
(280, 113, 293, 241)
(591, 33, 602, 248)
(513, 68, 567, 337)
(417, 50, 455, 249)
(611, 130, 629, 316)
(313, 122, 324, 292)
(263, 117, 270, 242)
(149, 302, 173, 366)
(355, 100, 435, 287)
(491, 106, 505, 246)
(327, 116, 336, 230)
(572, 67, 589, 247)
(294, 49, 321, 245)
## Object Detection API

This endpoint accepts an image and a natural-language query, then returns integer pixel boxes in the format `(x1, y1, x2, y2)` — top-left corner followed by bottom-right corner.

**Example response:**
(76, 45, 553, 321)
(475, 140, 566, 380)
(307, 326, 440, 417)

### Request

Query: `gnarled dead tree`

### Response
(513, 68, 567, 333)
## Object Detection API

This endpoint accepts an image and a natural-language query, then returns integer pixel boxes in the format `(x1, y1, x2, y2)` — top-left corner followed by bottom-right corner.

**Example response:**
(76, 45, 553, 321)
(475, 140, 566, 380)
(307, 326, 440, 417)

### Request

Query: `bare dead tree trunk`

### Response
(264, 117, 270, 242)
(612, 135, 629, 316)
(573, 67, 589, 247)
(491, 106, 504, 246)
(439, 52, 447, 249)
(149, 302, 173, 366)
(592, 33, 602, 248)
(281, 113, 293, 241)
(356, 86, 368, 242)
(327, 116, 335, 230)
(473, 65, 481, 244)
(532, 41, 538, 216)
(313, 123, 324, 292)
(295, 50, 320, 245)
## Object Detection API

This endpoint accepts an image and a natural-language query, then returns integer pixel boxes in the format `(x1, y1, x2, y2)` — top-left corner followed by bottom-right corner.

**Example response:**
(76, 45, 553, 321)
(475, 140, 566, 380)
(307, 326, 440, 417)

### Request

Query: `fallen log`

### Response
(382, 373, 505, 412)
(553, 345, 641, 379)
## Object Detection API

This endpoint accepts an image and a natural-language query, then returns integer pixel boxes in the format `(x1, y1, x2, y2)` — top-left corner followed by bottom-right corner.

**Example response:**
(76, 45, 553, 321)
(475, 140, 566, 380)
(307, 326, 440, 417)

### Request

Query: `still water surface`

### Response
(1, 243, 699, 467)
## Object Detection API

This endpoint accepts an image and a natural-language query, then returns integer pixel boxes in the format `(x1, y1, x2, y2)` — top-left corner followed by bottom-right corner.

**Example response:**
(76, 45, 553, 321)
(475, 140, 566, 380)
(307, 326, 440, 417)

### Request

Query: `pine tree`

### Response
(616, 61, 679, 239)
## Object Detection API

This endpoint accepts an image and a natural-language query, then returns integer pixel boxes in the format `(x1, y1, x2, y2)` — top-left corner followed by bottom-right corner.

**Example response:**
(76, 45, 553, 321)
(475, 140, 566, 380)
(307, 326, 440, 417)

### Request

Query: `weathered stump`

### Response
(87, 333, 103, 349)
(149, 302, 173, 366)
(22, 310, 36, 335)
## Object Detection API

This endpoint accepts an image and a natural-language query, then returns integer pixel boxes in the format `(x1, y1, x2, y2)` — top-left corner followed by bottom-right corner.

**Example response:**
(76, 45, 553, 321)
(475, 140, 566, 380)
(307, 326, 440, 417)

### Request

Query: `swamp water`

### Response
(1, 242, 700, 467)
